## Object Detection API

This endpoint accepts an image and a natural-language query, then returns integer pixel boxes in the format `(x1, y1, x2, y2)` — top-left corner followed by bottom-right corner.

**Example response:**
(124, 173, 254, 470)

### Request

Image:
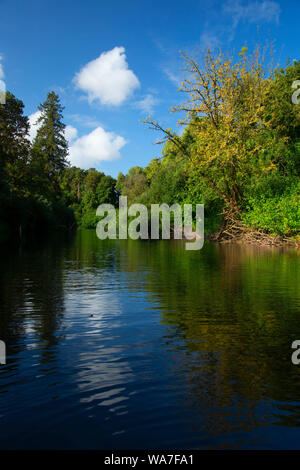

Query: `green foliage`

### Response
(30, 91, 69, 196)
(80, 208, 101, 229)
(59, 166, 86, 205)
(58, 166, 118, 229)
(144, 162, 187, 205)
(0, 91, 75, 243)
(115, 171, 125, 193)
(242, 181, 300, 236)
(264, 60, 300, 141)
(140, 48, 300, 239)
(0, 92, 30, 194)
(121, 168, 148, 204)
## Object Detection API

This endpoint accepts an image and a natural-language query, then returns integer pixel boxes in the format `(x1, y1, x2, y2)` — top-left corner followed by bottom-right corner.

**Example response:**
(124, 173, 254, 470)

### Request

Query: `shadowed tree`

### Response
(0, 91, 30, 195)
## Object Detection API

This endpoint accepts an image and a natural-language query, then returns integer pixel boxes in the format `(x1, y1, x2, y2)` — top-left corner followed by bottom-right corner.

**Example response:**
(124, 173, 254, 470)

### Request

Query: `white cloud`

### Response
(0, 56, 4, 80)
(74, 46, 140, 106)
(133, 94, 159, 114)
(28, 111, 42, 142)
(223, 0, 281, 26)
(65, 125, 78, 143)
(69, 126, 127, 169)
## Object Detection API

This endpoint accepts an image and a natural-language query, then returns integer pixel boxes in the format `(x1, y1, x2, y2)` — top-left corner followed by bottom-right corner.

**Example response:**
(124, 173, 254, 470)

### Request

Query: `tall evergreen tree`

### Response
(0, 91, 30, 194)
(31, 91, 69, 194)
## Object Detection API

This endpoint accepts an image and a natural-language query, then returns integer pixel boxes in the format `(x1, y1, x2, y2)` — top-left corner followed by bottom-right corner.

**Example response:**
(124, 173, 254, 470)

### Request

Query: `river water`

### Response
(0, 230, 299, 449)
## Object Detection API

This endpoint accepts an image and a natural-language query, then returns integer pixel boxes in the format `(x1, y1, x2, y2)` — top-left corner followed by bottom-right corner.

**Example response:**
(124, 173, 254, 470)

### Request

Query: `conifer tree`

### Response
(31, 91, 69, 192)
(0, 91, 30, 194)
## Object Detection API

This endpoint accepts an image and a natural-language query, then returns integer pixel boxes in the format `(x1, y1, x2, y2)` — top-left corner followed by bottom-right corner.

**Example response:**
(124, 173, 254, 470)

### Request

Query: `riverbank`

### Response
(207, 231, 300, 249)
(0, 196, 76, 246)
(1, 223, 299, 249)
(181, 223, 300, 249)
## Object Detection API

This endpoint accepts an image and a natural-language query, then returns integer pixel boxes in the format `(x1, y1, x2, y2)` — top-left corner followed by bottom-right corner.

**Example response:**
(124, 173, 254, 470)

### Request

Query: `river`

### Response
(0, 230, 299, 449)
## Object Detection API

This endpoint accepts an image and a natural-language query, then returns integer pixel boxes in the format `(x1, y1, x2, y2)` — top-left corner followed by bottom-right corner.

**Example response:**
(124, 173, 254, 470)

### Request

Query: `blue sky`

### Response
(0, 0, 299, 177)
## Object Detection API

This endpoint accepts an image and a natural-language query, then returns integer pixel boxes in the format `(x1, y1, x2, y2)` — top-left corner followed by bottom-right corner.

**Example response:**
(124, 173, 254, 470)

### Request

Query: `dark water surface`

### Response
(0, 230, 300, 449)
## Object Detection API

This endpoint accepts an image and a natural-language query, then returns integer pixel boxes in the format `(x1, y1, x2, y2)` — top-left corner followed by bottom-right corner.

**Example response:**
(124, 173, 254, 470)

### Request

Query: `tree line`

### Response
(0, 44, 299, 245)
(118, 46, 300, 243)
(0, 91, 118, 243)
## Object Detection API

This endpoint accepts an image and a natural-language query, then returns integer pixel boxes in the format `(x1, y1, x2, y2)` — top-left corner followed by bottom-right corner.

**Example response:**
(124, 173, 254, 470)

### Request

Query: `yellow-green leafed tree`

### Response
(173, 47, 276, 213)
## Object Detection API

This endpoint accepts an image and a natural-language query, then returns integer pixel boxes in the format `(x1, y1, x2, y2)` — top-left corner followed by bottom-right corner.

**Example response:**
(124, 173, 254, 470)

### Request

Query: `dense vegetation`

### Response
(59, 166, 117, 229)
(119, 47, 300, 243)
(0, 45, 299, 245)
(0, 91, 118, 243)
